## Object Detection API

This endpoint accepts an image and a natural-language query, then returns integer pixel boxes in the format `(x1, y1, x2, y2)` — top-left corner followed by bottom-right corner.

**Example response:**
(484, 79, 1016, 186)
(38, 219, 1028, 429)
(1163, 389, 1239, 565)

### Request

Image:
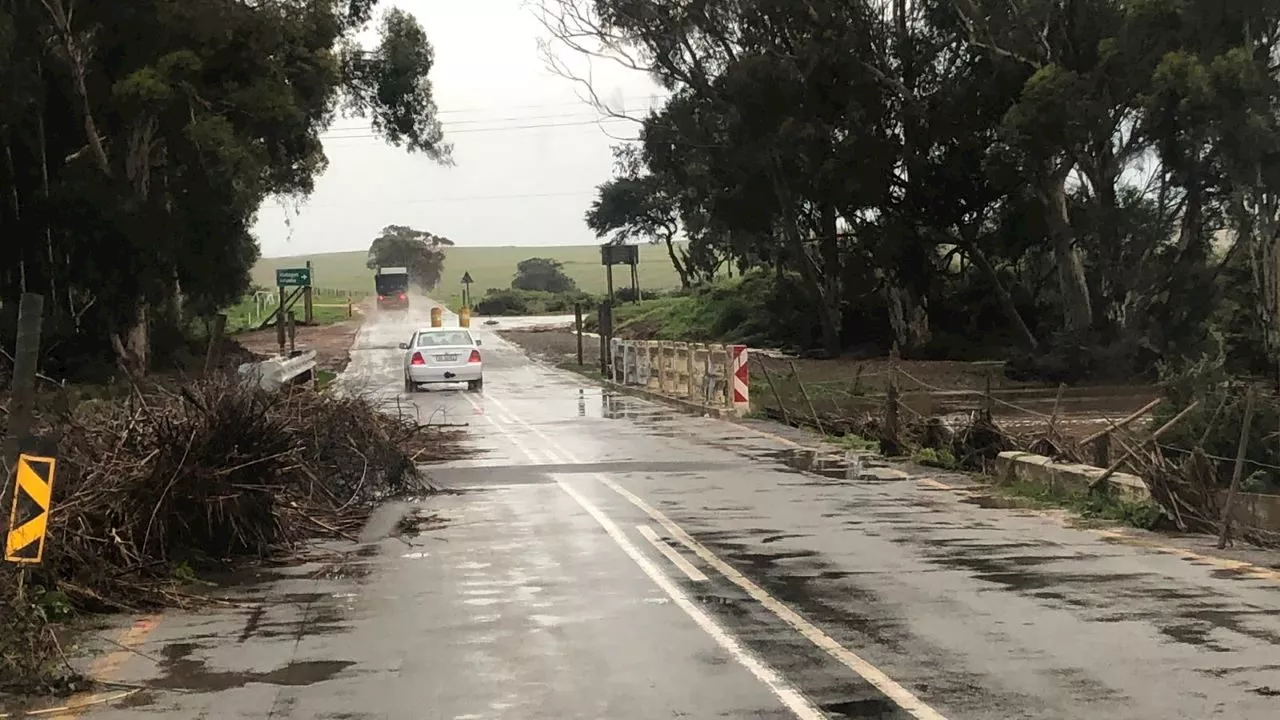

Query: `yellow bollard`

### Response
(459, 306, 471, 328)
(430, 306, 443, 327)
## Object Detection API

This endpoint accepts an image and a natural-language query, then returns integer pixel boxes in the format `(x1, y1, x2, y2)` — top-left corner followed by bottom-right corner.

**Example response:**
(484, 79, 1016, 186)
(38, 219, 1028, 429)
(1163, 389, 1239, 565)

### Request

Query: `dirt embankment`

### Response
(499, 328, 601, 368)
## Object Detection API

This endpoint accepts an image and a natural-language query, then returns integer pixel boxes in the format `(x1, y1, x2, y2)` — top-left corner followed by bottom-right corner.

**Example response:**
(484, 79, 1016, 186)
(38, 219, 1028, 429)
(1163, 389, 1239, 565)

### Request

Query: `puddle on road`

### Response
(822, 697, 898, 718)
(311, 560, 374, 582)
(962, 494, 1041, 510)
(904, 534, 1280, 654)
(762, 448, 908, 483)
(149, 643, 356, 693)
(232, 597, 354, 643)
(694, 594, 749, 617)
(395, 508, 450, 537)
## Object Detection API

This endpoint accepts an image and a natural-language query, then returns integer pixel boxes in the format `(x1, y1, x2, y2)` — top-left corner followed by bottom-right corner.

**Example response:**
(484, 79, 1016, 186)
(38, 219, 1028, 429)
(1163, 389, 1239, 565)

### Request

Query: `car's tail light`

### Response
(398, 293, 406, 300)
(468, 349, 481, 363)
(378, 295, 385, 301)
(411, 352, 425, 366)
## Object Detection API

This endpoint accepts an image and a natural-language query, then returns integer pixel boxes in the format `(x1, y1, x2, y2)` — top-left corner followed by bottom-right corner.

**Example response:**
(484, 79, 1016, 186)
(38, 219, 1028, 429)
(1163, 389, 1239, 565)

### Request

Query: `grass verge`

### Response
(223, 296, 352, 333)
(980, 478, 1165, 530)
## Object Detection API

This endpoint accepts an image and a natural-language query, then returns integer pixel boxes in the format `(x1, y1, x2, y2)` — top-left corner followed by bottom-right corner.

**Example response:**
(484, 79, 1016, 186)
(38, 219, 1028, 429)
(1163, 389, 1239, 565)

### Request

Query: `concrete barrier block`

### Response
(995, 451, 1151, 502)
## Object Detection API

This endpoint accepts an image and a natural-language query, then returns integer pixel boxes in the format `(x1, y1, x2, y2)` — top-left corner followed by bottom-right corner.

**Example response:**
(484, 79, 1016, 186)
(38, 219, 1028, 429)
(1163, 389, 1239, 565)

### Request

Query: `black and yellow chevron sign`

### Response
(5, 454, 57, 564)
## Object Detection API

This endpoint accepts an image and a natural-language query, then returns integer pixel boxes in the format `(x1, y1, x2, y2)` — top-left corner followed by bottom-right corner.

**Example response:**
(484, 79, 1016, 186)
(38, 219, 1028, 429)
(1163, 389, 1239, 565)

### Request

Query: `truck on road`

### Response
(374, 266, 410, 312)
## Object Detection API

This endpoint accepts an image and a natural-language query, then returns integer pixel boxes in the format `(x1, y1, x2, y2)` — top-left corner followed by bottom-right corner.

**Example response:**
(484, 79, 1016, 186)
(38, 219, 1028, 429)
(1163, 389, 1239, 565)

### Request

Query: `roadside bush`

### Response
(1154, 358, 1280, 494)
(475, 288, 597, 316)
(614, 287, 681, 303)
(596, 272, 822, 350)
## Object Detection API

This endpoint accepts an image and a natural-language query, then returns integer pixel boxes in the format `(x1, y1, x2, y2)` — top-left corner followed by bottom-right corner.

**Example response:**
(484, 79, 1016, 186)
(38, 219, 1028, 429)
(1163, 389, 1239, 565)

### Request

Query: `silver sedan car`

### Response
(399, 327, 484, 392)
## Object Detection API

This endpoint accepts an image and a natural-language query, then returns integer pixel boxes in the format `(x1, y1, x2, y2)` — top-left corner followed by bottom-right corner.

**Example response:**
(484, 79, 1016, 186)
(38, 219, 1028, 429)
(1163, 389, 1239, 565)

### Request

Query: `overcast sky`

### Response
(253, 0, 665, 259)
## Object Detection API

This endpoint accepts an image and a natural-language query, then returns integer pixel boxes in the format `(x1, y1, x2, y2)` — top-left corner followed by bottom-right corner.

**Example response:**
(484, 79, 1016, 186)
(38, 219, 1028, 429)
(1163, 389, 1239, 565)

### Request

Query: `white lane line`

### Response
(480, 392, 951, 720)
(552, 476, 823, 720)
(636, 524, 709, 582)
(461, 395, 823, 719)
(479, 409, 558, 464)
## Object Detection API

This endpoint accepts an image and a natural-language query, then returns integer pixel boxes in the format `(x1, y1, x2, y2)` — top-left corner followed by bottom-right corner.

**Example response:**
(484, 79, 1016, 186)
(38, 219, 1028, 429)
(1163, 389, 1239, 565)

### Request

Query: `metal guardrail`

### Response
(237, 350, 317, 392)
(610, 338, 749, 416)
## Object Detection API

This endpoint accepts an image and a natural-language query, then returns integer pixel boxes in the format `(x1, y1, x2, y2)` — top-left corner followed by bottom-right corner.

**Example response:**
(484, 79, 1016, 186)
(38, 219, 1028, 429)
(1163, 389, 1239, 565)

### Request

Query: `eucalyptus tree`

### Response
(0, 0, 450, 375)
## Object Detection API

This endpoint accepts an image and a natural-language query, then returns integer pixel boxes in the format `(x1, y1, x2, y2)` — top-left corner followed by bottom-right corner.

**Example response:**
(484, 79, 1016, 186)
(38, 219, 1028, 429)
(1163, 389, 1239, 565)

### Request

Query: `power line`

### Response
(325, 109, 652, 134)
(321, 118, 633, 141)
(427, 95, 671, 117)
(264, 189, 599, 210)
(320, 96, 671, 133)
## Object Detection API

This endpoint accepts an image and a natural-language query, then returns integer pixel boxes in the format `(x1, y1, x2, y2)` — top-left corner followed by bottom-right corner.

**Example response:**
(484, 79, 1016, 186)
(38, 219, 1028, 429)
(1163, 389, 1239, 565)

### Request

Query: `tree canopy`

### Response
(512, 258, 578, 294)
(543, 0, 1280, 380)
(366, 225, 453, 291)
(0, 0, 449, 377)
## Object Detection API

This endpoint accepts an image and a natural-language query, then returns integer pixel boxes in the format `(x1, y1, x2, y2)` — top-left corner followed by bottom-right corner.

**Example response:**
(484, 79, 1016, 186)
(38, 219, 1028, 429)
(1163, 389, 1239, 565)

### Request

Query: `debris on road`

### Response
(0, 374, 463, 693)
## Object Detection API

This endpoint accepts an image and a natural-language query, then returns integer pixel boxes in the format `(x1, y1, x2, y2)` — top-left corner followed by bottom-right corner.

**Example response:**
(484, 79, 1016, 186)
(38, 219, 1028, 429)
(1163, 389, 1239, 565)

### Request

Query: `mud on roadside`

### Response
(233, 302, 368, 373)
(498, 328, 600, 368)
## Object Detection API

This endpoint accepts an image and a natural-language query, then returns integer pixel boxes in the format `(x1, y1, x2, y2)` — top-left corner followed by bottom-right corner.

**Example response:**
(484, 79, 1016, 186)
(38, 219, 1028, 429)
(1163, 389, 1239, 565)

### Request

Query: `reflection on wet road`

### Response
(75, 304, 1280, 719)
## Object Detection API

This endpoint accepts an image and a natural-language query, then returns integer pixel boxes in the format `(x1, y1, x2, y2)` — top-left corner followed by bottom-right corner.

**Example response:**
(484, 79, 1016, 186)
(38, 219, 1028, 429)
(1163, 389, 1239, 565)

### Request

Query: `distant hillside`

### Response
(252, 243, 685, 297)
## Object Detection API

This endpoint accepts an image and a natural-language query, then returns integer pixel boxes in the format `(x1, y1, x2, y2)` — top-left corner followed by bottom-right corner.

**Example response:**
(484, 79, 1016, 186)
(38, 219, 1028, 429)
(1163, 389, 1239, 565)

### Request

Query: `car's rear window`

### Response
(416, 331, 473, 347)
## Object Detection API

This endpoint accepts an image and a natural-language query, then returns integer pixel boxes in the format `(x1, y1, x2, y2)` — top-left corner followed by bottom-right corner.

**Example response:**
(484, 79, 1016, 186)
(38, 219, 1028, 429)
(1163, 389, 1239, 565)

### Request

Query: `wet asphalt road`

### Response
(66, 304, 1280, 720)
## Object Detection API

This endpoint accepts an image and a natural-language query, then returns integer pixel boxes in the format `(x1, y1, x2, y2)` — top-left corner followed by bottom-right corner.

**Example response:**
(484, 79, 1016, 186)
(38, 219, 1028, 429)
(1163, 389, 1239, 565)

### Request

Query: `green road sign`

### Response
(276, 267, 312, 287)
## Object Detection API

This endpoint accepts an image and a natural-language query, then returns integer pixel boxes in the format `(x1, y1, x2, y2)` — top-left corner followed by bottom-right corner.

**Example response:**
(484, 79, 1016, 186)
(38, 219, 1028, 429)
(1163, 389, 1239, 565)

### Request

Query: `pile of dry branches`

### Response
(0, 374, 462, 688)
(21, 376, 462, 609)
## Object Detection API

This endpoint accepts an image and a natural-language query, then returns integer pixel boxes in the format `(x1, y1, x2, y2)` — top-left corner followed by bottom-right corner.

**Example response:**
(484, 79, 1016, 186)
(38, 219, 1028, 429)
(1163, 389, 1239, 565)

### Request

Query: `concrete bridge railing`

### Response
(609, 339, 749, 416)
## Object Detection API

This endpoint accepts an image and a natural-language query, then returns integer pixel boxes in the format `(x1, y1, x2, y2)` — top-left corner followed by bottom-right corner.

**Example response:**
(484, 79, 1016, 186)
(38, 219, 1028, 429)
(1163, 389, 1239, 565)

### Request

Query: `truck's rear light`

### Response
(468, 350, 481, 363)
(378, 295, 385, 301)
(399, 293, 406, 300)
(411, 352, 425, 366)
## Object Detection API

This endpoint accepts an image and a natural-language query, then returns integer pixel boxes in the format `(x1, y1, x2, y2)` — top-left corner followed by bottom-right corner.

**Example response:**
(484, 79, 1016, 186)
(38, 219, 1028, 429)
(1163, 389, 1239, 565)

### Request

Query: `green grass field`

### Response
(223, 295, 353, 333)
(251, 244, 684, 298)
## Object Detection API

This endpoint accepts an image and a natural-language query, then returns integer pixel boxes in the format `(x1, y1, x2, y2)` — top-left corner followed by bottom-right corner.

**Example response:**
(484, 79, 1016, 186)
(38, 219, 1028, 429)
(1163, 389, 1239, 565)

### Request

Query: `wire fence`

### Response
(750, 353, 1158, 448)
(750, 351, 1280, 547)
(228, 288, 370, 331)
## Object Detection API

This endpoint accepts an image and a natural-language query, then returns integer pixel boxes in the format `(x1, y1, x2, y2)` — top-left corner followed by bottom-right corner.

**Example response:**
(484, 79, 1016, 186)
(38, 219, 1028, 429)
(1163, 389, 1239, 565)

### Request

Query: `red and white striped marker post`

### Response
(730, 345, 749, 415)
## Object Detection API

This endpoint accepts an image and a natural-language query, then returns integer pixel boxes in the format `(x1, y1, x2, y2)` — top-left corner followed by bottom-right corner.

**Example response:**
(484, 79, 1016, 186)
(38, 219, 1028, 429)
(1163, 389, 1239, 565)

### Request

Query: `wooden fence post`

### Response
(789, 360, 824, 436)
(3, 293, 43, 495)
(882, 344, 902, 455)
(303, 260, 314, 324)
(276, 285, 286, 354)
(756, 358, 790, 427)
(574, 303, 584, 366)
(204, 312, 228, 374)
(1218, 387, 1256, 549)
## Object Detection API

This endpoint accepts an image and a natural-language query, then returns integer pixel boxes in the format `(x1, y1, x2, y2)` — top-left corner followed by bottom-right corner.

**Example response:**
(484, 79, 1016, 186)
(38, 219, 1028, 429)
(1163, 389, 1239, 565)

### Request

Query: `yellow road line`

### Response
(25, 615, 164, 720)
(1096, 530, 1280, 582)
(636, 524, 710, 582)
(723, 402, 1280, 586)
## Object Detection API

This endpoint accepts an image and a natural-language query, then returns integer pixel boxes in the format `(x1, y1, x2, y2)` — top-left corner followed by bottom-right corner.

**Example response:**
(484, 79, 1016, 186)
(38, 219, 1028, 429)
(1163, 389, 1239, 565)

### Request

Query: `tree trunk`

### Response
(1039, 168, 1093, 333)
(662, 234, 690, 288)
(128, 304, 150, 374)
(816, 205, 844, 356)
(4, 136, 30, 294)
(885, 284, 931, 353)
(964, 240, 1038, 350)
(766, 159, 841, 356)
(786, 228, 841, 357)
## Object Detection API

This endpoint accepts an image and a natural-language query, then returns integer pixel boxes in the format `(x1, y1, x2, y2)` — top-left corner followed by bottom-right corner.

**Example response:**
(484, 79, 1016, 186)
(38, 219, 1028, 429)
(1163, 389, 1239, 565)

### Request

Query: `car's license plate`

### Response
(436, 354, 457, 362)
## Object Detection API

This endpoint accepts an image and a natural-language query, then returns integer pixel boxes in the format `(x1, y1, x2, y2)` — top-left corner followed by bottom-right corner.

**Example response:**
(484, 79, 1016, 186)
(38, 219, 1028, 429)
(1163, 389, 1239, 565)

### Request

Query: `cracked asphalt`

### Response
(61, 304, 1280, 720)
